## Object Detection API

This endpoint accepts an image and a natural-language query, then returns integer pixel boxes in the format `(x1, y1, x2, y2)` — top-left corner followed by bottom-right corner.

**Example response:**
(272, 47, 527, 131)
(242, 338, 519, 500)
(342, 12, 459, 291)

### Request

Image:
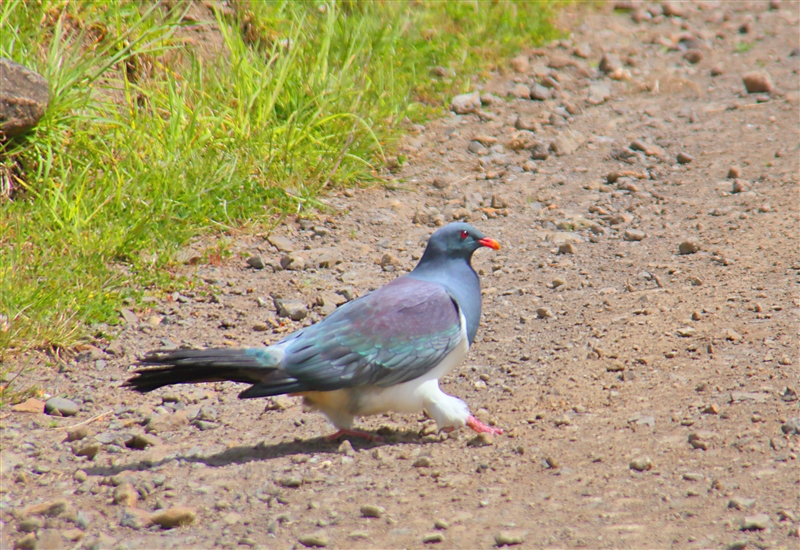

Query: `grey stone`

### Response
(1, 450, 22, 475)
(119, 308, 138, 325)
(549, 129, 584, 156)
(124, 433, 161, 450)
(145, 410, 188, 434)
(45, 397, 79, 417)
(573, 43, 591, 58)
(312, 249, 341, 269)
(511, 83, 530, 99)
(0, 57, 49, 137)
(527, 141, 547, 160)
(73, 441, 101, 459)
(275, 298, 308, 321)
(450, 91, 481, 114)
(267, 235, 295, 252)
(781, 418, 800, 435)
(247, 256, 265, 269)
(623, 229, 646, 242)
(530, 84, 552, 101)
(35, 529, 62, 550)
(728, 497, 757, 510)
(630, 140, 665, 157)
(280, 254, 306, 271)
(468, 141, 489, 155)
(741, 513, 771, 530)
(599, 53, 623, 74)
(587, 83, 611, 105)
(120, 507, 152, 529)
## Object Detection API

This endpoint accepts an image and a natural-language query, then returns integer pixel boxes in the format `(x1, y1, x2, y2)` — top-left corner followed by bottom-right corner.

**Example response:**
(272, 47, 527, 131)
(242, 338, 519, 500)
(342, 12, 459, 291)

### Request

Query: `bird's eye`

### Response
(460, 230, 469, 239)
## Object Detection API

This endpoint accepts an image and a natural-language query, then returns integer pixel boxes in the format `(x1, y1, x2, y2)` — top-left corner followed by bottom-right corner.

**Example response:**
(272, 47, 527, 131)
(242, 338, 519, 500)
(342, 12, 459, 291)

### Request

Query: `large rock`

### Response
(0, 57, 49, 137)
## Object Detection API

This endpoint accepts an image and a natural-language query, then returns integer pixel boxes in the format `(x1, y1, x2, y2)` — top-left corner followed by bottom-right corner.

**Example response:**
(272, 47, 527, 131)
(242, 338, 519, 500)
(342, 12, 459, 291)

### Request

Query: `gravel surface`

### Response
(2, 2, 799, 549)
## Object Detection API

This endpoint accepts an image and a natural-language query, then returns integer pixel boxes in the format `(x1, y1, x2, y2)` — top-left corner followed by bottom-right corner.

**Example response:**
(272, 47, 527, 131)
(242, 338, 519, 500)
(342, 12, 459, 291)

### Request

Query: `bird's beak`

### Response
(478, 237, 501, 250)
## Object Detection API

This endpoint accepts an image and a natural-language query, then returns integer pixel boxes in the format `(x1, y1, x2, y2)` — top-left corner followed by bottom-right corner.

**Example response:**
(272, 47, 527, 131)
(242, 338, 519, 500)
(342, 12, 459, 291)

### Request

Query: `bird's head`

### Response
(420, 222, 500, 263)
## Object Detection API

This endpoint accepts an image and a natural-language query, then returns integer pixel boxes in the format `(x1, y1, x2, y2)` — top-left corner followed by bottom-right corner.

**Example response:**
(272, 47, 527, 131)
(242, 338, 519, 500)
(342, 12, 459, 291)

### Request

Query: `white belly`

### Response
(301, 310, 473, 430)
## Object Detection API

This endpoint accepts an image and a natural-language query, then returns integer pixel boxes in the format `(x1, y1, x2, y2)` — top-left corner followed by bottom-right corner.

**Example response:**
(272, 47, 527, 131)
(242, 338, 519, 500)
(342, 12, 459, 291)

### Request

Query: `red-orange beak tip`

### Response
(478, 237, 501, 251)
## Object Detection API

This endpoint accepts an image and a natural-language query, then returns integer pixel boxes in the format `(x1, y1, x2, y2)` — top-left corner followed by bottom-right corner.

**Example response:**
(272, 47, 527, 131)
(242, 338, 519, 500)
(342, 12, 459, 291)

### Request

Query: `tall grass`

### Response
(0, 0, 558, 357)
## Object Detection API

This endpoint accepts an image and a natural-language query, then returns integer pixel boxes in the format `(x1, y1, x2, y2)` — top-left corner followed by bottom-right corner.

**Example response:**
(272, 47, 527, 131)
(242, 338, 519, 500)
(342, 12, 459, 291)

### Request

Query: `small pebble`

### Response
(423, 532, 445, 544)
(630, 457, 653, 471)
(45, 397, 80, 417)
(732, 179, 749, 194)
(434, 519, 449, 530)
(780, 418, 800, 435)
(298, 532, 330, 548)
(536, 307, 554, 319)
(545, 456, 560, 469)
(728, 497, 757, 510)
(742, 71, 774, 94)
(467, 433, 494, 447)
(413, 456, 434, 468)
(495, 532, 525, 546)
(151, 506, 196, 528)
(113, 483, 138, 507)
(727, 166, 741, 179)
(337, 440, 355, 457)
(360, 504, 385, 518)
(558, 242, 576, 255)
(683, 50, 703, 64)
(623, 229, 646, 242)
(67, 425, 89, 442)
(246, 256, 265, 269)
(676, 152, 694, 164)
(678, 240, 700, 255)
(741, 513, 771, 530)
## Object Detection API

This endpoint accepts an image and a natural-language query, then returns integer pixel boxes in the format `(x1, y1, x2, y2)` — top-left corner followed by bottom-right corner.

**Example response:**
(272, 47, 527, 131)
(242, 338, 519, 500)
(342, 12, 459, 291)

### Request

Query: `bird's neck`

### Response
(408, 257, 482, 344)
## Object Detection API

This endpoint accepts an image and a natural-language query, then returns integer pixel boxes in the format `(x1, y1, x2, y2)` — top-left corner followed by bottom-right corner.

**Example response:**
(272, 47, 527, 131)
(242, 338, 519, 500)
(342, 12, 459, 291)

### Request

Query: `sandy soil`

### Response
(2, 2, 799, 549)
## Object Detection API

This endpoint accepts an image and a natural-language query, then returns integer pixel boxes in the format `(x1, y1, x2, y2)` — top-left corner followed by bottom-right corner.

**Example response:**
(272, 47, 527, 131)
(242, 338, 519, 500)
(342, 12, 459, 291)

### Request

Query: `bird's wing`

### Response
(244, 277, 464, 397)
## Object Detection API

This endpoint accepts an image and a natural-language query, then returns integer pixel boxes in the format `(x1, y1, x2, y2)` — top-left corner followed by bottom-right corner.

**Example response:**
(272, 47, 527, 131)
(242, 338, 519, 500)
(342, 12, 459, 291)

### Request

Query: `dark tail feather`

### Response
(123, 348, 288, 394)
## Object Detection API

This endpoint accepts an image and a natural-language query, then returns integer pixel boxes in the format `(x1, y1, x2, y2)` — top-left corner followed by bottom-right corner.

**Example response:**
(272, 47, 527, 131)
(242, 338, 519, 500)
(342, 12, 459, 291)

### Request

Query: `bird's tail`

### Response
(123, 347, 285, 395)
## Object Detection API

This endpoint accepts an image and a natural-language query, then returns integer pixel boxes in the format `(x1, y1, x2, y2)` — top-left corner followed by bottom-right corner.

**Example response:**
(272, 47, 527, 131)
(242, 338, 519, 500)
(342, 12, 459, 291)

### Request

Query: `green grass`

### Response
(0, 0, 558, 357)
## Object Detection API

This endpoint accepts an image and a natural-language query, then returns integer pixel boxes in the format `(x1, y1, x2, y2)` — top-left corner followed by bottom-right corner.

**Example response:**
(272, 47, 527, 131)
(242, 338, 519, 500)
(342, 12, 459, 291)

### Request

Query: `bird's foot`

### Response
(325, 428, 383, 442)
(466, 416, 504, 435)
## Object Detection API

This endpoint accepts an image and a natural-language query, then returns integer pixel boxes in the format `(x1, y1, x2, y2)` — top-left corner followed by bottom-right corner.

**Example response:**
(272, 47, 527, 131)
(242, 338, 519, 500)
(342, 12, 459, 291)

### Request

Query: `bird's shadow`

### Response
(82, 429, 432, 477)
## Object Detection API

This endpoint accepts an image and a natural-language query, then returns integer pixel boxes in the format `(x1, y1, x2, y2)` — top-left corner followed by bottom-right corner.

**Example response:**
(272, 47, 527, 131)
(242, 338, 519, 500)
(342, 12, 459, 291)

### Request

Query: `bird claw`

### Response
(466, 416, 504, 435)
(325, 429, 383, 442)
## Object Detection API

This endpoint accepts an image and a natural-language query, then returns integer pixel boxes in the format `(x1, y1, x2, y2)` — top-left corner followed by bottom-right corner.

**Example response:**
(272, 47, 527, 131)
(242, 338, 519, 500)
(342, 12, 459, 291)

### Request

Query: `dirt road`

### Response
(2, 2, 798, 549)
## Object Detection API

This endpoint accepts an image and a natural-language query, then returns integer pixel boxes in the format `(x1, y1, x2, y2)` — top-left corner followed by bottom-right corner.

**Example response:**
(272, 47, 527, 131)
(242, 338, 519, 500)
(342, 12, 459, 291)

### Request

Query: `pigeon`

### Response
(124, 222, 502, 440)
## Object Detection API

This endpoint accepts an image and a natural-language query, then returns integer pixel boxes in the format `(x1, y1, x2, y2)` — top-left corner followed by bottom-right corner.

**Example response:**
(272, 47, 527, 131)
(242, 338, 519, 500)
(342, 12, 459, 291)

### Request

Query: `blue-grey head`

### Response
(417, 222, 500, 266)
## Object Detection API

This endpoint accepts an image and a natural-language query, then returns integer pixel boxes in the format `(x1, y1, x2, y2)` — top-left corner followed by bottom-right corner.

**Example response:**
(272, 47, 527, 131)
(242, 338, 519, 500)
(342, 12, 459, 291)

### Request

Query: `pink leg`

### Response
(466, 416, 504, 435)
(325, 428, 383, 442)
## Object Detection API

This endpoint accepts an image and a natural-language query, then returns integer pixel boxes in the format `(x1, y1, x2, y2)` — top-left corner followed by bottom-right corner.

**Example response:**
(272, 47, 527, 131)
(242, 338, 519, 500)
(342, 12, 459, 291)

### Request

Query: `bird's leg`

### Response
(466, 416, 504, 435)
(325, 428, 383, 442)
